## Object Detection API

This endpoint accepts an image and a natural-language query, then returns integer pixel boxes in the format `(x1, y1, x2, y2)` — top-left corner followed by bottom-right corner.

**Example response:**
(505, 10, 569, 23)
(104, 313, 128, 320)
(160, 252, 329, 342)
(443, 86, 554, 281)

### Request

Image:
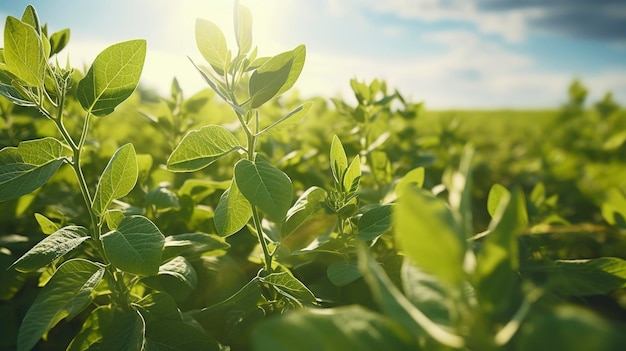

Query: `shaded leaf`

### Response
(249, 45, 305, 108)
(327, 260, 361, 286)
(260, 271, 316, 304)
(67, 306, 145, 351)
(357, 204, 393, 241)
(167, 125, 241, 172)
(395, 167, 425, 197)
(163, 233, 230, 260)
(214, 179, 252, 237)
(10, 226, 89, 272)
(145, 320, 219, 351)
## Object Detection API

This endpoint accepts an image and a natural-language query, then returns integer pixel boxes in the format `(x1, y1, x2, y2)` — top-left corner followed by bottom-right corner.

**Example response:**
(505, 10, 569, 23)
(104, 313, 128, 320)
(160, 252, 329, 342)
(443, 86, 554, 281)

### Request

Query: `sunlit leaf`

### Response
(195, 19, 230, 75)
(214, 179, 252, 237)
(249, 45, 305, 108)
(167, 125, 241, 172)
(3, 16, 46, 87)
(92, 143, 138, 215)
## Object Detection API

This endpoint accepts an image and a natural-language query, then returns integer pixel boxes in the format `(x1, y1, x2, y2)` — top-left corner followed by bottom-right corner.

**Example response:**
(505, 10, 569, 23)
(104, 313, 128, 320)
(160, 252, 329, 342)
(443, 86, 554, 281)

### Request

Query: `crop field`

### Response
(1, 3, 626, 351)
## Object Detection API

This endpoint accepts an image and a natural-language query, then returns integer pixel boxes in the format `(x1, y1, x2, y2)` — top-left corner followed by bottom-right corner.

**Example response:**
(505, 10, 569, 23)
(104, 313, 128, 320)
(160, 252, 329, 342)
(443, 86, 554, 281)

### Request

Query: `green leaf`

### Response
(445, 144, 474, 237)
(487, 183, 509, 218)
(214, 178, 252, 237)
(34, 212, 60, 234)
(3, 16, 46, 87)
(540, 257, 626, 296)
(145, 320, 219, 351)
(0, 82, 36, 106)
(21, 5, 41, 34)
(104, 209, 125, 230)
(394, 187, 465, 284)
(601, 188, 626, 228)
(515, 305, 622, 351)
(18, 259, 105, 351)
(142, 256, 197, 302)
(343, 156, 361, 195)
(329, 135, 348, 185)
(251, 305, 415, 351)
(234, 157, 293, 222)
(281, 186, 335, 251)
(395, 167, 425, 197)
(163, 233, 230, 260)
(92, 143, 138, 215)
(167, 125, 241, 172)
(327, 260, 361, 286)
(357, 204, 393, 241)
(49, 28, 70, 57)
(260, 271, 317, 304)
(402, 259, 452, 326)
(357, 245, 465, 348)
(101, 215, 165, 276)
(0, 137, 66, 202)
(235, 4, 253, 54)
(10, 226, 89, 272)
(249, 44, 305, 108)
(475, 186, 527, 316)
(67, 306, 145, 351)
(133, 292, 182, 324)
(77, 39, 146, 116)
(195, 19, 230, 74)
(144, 186, 179, 210)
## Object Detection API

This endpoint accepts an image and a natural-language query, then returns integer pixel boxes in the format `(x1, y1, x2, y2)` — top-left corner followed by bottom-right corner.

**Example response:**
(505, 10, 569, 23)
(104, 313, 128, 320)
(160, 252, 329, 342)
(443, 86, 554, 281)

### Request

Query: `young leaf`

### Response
(0, 137, 66, 202)
(330, 135, 348, 186)
(357, 245, 465, 348)
(21, 5, 41, 34)
(394, 187, 465, 285)
(10, 226, 89, 272)
(248, 45, 306, 109)
(487, 183, 509, 218)
(214, 179, 252, 237)
(101, 215, 165, 276)
(49, 28, 70, 57)
(235, 3, 253, 54)
(66, 306, 145, 351)
(3, 16, 46, 87)
(281, 186, 335, 251)
(34, 212, 60, 234)
(343, 156, 361, 195)
(260, 271, 317, 304)
(195, 19, 230, 74)
(92, 143, 138, 215)
(18, 259, 105, 351)
(77, 39, 146, 116)
(167, 125, 241, 172)
(234, 157, 293, 222)
(357, 204, 393, 241)
(251, 305, 415, 351)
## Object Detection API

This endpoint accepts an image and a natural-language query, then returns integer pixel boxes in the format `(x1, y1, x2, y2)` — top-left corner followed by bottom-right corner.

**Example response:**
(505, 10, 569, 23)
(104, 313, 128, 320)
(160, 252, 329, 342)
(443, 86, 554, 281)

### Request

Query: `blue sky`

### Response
(1, 0, 625, 108)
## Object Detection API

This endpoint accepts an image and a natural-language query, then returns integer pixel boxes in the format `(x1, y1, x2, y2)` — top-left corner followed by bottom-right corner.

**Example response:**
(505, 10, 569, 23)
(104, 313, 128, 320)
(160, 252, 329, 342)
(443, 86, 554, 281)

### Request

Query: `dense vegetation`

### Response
(1, 3, 625, 351)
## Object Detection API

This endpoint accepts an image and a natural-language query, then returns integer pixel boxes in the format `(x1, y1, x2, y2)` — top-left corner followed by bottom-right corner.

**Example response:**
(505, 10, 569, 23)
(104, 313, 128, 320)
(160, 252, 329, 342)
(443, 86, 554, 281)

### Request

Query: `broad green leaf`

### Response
(330, 135, 348, 185)
(515, 305, 622, 351)
(66, 306, 145, 351)
(104, 209, 125, 230)
(343, 156, 361, 195)
(18, 259, 105, 351)
(357, 245, 465, 348)
(195, 19, 230, 74)
(394, 187, 465, 284)
(357, 204, 393, 241)
(251, 305, 415, 351)
(10, 226, 89, 272)
(144, 186, 179, 210)
(281, 186, 334, 250)
(327, 260, 361, 286)
(0, 137, 66, 202)
(142, 256, 197, 301)
(92, 143, 138, 215)
(402, 259, 451, 326)
(260, 271, 316, 304)
(101, 215, 165, 276)
(163, 233, 230, 260)
(235, 4, 253, 54)
(475, 186, 527, 316)
(3, 16, 46, 87)
(77, 39, 146, 116)
(167, 125, 241, 172)
(133, 292, 182, 324)
(34, 213, 60, 234)
(487, 183, 509, 218)
(0, 82, 36, 106)
(395, 167, 425, 197)
(49, 28, 70, 57)
(249, 44, 305, 108)
(234, 157, 293, 222)
(145, 320, 219, 351)
(214, 179, 252, 237)
(539, 257, 626, 296)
